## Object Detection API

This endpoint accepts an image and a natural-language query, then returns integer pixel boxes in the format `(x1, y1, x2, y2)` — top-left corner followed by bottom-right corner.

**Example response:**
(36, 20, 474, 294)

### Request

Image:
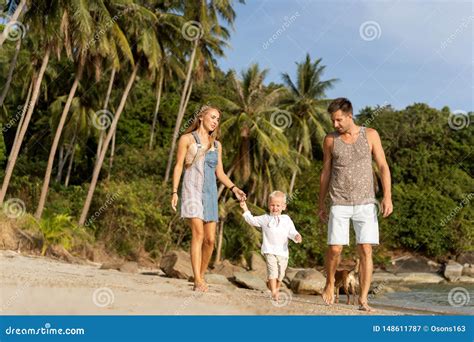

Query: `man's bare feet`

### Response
(358, 300, 375, 312)
(322, 284, 335, 305)
(271, 291, 279, 301)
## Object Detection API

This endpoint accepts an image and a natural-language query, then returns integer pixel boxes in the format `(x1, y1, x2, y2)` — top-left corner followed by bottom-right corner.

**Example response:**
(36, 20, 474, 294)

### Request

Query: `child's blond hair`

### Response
(268, 190, 287, 203)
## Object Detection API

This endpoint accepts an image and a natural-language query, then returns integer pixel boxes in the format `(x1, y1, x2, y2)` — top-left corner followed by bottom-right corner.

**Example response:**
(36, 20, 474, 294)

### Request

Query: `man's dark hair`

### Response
(328, 98, 353, 115)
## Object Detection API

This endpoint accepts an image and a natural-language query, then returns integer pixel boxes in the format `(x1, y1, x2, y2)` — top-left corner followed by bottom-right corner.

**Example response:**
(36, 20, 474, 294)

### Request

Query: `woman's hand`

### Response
(171, 193, 178, 212)
(232, 187, 247, 201)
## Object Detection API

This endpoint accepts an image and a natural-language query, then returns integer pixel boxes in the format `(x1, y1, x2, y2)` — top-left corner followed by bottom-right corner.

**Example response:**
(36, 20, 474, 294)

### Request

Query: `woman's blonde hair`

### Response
(183, 105, 222, 148)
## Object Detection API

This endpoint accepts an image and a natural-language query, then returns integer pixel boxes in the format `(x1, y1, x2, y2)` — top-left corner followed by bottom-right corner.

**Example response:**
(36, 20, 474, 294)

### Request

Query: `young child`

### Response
(240, 190, 302, 301)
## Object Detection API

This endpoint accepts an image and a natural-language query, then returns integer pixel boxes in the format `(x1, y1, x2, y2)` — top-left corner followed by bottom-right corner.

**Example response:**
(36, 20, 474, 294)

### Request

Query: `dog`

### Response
(334, 258, 360, 305)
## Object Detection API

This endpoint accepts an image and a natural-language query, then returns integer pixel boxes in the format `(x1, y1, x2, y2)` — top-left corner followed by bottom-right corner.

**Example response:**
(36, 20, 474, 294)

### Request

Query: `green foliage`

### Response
(27, 214, 91, 255)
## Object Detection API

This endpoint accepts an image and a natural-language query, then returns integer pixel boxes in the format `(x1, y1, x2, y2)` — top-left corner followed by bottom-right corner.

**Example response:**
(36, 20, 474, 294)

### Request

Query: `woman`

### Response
(171, 105, 246, 292)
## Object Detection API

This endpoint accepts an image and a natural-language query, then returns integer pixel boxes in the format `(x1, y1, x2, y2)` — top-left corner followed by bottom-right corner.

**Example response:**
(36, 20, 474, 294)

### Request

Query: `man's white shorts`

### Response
(327, 203, 379, 245)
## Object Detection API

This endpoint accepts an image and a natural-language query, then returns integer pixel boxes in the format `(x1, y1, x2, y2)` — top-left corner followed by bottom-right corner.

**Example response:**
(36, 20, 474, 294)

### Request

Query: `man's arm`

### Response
(367, 128, 393, 217)
(318, 134, 333, 222)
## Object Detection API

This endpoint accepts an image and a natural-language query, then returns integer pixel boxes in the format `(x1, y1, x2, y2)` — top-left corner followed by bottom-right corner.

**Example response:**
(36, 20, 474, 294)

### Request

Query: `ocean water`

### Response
(371, 283, 474, 315)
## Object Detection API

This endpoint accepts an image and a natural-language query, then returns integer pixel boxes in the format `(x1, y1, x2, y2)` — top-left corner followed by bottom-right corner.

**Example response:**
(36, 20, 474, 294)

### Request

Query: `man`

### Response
(319, 98, 393, 312)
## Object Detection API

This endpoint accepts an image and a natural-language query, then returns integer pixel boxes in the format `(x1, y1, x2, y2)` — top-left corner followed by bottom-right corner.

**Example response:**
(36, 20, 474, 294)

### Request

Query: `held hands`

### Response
(232, 186, 247, 201)
(294, 234, 302, 243)
(239, 199, 248, 211)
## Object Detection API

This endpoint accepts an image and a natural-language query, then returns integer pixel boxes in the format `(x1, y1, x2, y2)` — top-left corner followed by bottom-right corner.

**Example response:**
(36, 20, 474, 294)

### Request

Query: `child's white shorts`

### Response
(264, 253, 288, 281)
(328, 203, 379, 245)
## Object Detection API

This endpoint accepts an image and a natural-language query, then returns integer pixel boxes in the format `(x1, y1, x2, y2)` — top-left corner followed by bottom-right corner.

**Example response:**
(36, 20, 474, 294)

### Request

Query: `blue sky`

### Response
(217, 0, 473, 115)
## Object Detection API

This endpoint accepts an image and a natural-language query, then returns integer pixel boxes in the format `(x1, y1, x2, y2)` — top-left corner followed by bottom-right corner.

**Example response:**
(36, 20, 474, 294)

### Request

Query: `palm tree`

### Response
(0, 1, 62, 205)
(35, 0, 96, 219)
(281, 53, 338, 194)
(163, 0, 241, 183)
(209, 64, 298, 205)
(78, 2, 164, 226)
(35, 0, 135, 218)
(0, 38, 22, 107)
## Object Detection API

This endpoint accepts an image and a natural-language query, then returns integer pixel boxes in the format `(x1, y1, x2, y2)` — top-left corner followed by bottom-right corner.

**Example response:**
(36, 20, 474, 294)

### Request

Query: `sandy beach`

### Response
(0, 250, 410, 316)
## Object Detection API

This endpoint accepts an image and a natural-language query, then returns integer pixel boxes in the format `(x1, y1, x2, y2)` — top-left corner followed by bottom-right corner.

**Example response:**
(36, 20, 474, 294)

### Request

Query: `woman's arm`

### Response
(171, 135, 189, 211)
(215, 141, 246, 201)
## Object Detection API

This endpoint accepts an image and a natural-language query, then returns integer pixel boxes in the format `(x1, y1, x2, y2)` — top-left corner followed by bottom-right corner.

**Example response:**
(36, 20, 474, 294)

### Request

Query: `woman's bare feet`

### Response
(321, 284, 335, 305)
(193, 281, 208, 292)
(271, 291, 279, 301)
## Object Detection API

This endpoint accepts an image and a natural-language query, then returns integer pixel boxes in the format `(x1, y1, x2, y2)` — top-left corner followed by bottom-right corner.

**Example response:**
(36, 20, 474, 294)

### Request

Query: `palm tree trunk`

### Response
(35, 57, 85, 219)
(182, 78, 193, 116)
(0, 0, 26, 47)
(0, 38, 21, 107)
(96, 67, 116, 166)
(64, 134, 77, 187)
(8, 78, 33, 170)
(79, 62, 139, 226)
(0, 47, 50, 205)
(106, 130, 116, 182)
(164, 39, 198, 183)
(56, 144, 65, 182)
(148, 70, 164, 149)
(58, 125, 78, 183)
(289, 140, 304, 195)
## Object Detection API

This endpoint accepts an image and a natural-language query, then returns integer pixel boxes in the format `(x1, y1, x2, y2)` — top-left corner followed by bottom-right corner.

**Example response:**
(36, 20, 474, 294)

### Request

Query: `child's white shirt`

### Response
(242, 210, 299, 258)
